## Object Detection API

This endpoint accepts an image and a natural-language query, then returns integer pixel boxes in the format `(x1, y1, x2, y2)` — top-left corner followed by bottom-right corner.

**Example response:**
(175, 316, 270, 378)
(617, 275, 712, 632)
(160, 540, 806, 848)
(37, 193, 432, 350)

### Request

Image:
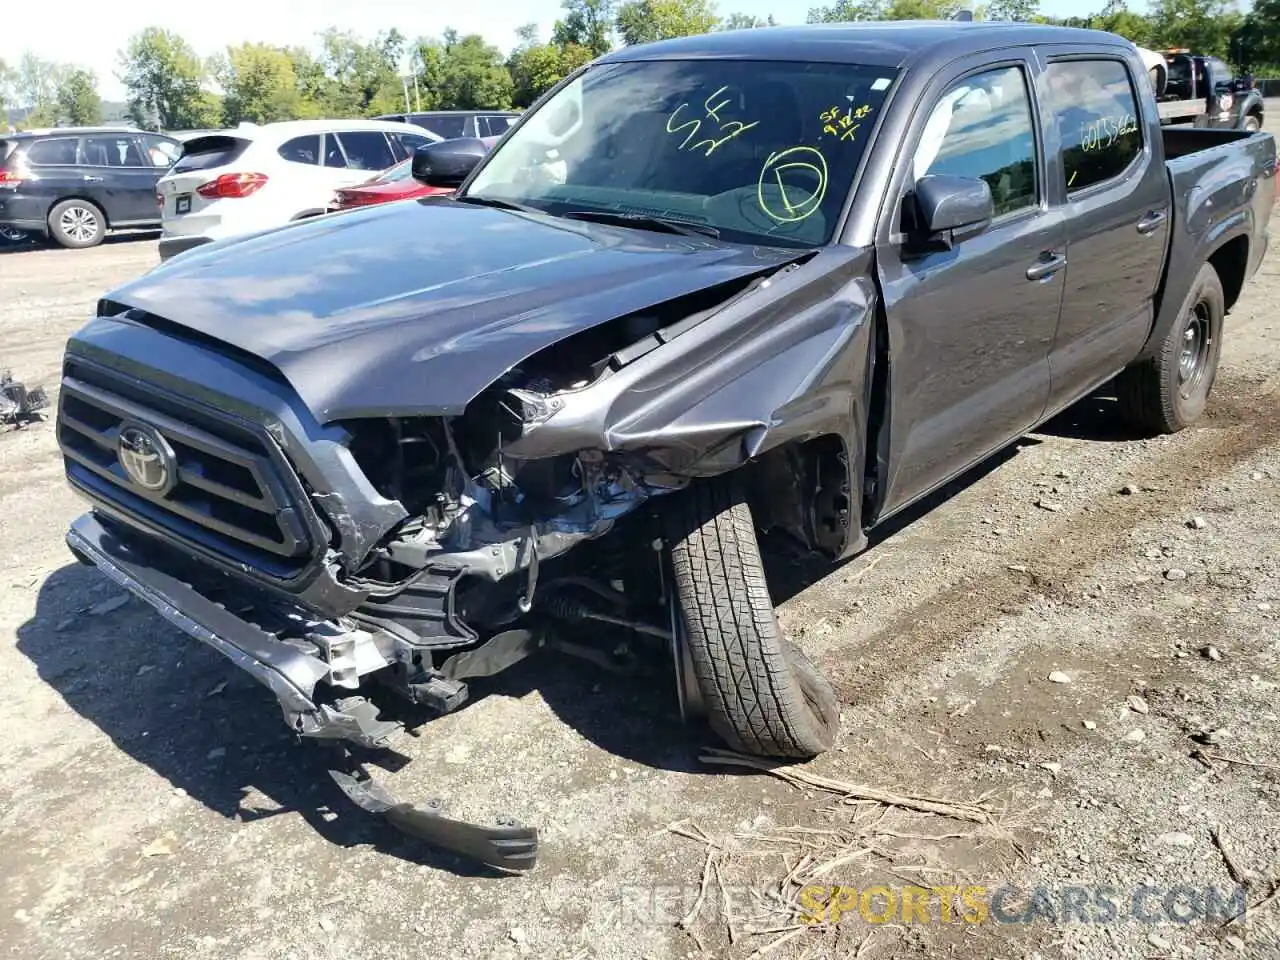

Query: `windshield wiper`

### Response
(454, 194, 543, 215)
(562, 209, 721, 239)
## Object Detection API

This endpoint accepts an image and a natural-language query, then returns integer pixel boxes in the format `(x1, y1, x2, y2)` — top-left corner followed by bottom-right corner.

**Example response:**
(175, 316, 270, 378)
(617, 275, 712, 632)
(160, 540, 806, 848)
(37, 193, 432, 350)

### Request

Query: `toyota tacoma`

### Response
(56, 22, 1274, 869)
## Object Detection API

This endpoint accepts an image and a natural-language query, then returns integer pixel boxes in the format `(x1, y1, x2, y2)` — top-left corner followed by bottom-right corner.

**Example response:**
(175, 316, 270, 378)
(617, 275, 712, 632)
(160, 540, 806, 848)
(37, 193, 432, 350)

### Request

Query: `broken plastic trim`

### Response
(329, 751, 538, 871)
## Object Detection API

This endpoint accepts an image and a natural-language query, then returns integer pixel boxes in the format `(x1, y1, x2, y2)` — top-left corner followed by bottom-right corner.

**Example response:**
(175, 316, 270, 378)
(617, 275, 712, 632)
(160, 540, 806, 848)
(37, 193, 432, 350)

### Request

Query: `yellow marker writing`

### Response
(757, 146, 829, 223)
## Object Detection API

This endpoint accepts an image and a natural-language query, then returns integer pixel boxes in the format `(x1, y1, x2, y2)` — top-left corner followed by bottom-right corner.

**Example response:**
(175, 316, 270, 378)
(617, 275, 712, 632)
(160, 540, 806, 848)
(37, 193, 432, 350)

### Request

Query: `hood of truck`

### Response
(106, 200, 798, 422)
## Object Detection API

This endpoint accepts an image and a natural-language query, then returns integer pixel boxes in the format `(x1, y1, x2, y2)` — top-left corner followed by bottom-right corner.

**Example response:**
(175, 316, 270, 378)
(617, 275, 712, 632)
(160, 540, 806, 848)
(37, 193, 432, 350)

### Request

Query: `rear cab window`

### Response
(1044, 59, 1143, 194)
(422, 115, 468, 139)
(26, 138, 81, 166)
(173, 136, 251, 173)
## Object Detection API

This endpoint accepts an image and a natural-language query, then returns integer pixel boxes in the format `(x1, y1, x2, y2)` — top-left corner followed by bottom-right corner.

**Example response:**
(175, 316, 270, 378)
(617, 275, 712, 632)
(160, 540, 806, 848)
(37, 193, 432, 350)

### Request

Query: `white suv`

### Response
(155, 119, 441, 260)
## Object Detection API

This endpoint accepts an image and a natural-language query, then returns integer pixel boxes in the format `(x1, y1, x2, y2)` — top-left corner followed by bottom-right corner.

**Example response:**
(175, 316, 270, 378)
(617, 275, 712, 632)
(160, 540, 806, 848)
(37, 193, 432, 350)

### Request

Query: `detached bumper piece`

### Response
(1, 369, 48, 427)
(329, 754, 538, 872)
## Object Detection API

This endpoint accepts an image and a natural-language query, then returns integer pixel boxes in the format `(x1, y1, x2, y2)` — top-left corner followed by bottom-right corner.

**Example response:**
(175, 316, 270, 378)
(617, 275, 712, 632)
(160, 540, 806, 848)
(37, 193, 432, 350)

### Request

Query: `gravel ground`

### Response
(1, 128, 1278, 960)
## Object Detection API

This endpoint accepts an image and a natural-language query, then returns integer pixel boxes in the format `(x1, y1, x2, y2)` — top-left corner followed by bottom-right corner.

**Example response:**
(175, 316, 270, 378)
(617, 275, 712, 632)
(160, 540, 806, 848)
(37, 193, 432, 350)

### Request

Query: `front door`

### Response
(79, 134, 162, 224)
(875, 56, 1065, 518)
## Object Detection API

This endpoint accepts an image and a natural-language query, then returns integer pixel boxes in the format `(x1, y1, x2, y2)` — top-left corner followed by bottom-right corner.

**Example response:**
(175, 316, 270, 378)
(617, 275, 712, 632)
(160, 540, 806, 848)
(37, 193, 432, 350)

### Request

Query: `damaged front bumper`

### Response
(66, 511, 404, 747)
(66, 510, 541, 870)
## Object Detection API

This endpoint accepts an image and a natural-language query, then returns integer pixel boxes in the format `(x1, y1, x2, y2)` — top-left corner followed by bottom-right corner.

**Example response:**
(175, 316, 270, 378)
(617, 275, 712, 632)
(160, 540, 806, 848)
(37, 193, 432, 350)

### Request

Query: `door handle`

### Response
(1136, 211, 1167, 234)
(1026, 253, 1067, 282)
(82, 175, 103, 183)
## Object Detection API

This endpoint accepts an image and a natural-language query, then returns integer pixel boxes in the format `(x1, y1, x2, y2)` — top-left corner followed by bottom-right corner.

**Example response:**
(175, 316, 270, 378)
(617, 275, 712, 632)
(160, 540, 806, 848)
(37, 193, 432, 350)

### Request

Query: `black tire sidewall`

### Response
(1165, 263, 1224, 427)
(48, 200, 105, 249)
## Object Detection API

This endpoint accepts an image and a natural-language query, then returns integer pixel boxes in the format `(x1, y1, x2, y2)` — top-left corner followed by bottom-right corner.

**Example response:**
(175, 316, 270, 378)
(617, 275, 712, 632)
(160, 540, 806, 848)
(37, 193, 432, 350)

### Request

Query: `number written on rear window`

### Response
(1045, 59, 1143, 193)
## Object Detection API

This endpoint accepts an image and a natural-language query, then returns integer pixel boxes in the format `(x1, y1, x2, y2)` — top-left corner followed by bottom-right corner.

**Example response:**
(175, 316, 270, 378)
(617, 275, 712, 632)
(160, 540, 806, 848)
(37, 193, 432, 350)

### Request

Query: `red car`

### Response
(331, 136, 499, 211)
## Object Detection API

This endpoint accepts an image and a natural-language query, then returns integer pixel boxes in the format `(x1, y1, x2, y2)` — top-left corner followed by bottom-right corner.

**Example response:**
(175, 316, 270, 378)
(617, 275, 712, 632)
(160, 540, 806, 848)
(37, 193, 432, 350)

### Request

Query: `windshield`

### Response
(464, 59, 897, 248)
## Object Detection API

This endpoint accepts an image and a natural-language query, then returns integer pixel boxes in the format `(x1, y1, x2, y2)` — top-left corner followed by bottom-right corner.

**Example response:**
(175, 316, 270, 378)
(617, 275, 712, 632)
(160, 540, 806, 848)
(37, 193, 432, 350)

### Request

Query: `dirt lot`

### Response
(2, 142, 1278, 959)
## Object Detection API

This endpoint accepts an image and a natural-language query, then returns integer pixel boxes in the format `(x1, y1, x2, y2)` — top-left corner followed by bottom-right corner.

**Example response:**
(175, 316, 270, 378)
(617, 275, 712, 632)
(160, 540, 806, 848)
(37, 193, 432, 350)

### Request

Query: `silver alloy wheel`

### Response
(0, 224, 26, 242)
(59, 205, 99, 244)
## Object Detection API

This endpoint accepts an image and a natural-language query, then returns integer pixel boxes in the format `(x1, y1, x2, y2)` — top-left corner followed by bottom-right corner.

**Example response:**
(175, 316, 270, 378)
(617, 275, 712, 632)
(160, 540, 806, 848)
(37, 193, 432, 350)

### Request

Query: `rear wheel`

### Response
(48, 199, 105, 249)
(1116, 261, 1224, 434)
(667, 477, 840, 759)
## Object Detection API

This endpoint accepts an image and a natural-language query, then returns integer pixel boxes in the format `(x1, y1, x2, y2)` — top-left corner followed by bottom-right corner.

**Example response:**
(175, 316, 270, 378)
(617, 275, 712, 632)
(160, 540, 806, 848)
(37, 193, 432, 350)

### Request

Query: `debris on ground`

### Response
(0, 369, 48, 428)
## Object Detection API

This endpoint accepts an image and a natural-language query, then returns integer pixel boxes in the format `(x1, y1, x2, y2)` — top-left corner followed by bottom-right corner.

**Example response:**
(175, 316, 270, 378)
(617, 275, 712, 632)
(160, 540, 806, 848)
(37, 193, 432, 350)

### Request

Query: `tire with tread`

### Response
(48, 198, 106, 249)
(1116, 261, 1224, 435)
(667, 477, 840, 759)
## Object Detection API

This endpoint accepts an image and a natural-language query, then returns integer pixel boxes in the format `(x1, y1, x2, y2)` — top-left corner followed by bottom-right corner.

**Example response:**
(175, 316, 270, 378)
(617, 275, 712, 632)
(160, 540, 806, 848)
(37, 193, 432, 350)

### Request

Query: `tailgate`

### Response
(161, 135, 255, 230)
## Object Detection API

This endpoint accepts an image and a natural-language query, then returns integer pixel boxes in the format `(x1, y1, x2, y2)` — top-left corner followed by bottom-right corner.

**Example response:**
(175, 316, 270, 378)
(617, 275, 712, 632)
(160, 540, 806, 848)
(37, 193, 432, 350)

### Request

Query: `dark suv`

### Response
(373, 110, 519, 140)
(0, 127, 181, 248)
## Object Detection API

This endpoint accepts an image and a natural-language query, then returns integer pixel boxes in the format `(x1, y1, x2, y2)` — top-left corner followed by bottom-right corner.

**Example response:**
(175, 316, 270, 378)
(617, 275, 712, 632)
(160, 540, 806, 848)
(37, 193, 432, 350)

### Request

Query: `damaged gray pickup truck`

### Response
(57, 22, 1274, 869)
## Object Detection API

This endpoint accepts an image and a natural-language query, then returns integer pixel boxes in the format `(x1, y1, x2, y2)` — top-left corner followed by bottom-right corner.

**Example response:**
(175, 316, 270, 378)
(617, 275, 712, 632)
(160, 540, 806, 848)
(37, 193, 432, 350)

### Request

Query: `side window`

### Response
(389, 132, 431, 159)
(1045, 59, 1142, 194)
(81, 136, 145, 167)
(142, 136, 180, 167)
(335, 131, 395, 171)
(323, 135, 346, 168)
(278, 135, 321, 165)
(912, 65, 1038, 217)
(25, 138, 79, 165)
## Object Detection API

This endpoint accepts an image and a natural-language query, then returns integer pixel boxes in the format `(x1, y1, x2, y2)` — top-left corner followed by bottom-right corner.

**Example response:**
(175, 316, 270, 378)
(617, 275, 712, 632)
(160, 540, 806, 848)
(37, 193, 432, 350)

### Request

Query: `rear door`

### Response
(21, 136, 85, 216)
(78, 134, 160, 223)
(1038, 52, 1170, 414)
(875, 53, 1064, 517)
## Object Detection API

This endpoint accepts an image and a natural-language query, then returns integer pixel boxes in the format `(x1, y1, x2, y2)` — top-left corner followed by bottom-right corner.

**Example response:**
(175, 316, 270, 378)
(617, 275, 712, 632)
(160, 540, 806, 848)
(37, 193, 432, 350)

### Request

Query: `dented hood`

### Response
(110, 201, 798, 422)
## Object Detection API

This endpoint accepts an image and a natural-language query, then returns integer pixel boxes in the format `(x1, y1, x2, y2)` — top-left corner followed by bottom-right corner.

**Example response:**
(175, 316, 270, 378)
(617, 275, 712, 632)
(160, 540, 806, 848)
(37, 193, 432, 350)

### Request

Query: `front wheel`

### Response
(1116, 261, 1224, 434)
(1242, 114, 1261, 133)
(667, 477, 840, 759)
(48, 199, 106, 249)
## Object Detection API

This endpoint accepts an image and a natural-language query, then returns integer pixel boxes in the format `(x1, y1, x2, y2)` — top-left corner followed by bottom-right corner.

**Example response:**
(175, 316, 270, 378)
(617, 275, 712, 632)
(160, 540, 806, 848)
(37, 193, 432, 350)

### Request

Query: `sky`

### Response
(4, 0, 1106, 103)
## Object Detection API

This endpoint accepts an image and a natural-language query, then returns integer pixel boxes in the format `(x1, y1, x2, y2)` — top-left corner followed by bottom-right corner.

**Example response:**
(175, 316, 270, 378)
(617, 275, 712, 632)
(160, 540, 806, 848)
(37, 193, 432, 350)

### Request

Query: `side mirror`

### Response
(411, 138, 488, 188)
(912, 174, 994, 246)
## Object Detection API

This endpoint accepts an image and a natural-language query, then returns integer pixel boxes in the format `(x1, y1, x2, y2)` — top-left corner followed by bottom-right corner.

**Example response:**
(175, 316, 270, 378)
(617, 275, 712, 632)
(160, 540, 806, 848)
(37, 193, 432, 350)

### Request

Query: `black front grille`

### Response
(58, 360, 314, 575)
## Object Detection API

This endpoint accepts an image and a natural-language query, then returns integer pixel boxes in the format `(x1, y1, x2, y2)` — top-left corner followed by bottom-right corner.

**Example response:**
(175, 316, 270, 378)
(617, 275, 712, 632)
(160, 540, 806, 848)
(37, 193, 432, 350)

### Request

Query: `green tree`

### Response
(616, 0, 721, 44)
(1230, 0, 1279, 71)
(807, 0, 886, 22)
(0, 58, 16, 126)
(118, 27, 215, 129)
(214, 43, 311, 124)
(984, 0, 1040, 21)
(553, 0, 617, 56)
(436, 34, 514, 109)
(1147, 0, 1240, 58)
(311, 28, 408, 116)
(16, 52, 65, 126)
(56, 68, 102, 125)
(719, 12, 777, 28)
(507, 26, 593, 107)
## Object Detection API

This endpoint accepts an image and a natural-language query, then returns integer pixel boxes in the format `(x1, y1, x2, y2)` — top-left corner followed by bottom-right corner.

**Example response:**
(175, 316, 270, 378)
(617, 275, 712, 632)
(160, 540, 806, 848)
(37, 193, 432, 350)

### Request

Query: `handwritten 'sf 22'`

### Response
(667, 86, 761, 156)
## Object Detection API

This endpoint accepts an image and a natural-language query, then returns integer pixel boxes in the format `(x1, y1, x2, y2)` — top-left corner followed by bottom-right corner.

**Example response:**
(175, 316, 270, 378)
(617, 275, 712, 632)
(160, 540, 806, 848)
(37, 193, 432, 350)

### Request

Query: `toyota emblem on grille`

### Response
(117, 422, 176, 494)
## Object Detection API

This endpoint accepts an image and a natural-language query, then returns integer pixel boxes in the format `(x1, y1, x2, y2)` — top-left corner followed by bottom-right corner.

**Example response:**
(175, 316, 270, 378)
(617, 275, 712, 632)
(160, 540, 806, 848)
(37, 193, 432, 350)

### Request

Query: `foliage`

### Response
(719, 12, 777, 28)
(56, 69, 102, 125)
(507, 26, 594, 108)
(617, 0, 721, 45)
(117, 28, 215, 129)
(213, 44, 312, 125)
(553, 0, 618, 57)
(4, 1, 1273, 138)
